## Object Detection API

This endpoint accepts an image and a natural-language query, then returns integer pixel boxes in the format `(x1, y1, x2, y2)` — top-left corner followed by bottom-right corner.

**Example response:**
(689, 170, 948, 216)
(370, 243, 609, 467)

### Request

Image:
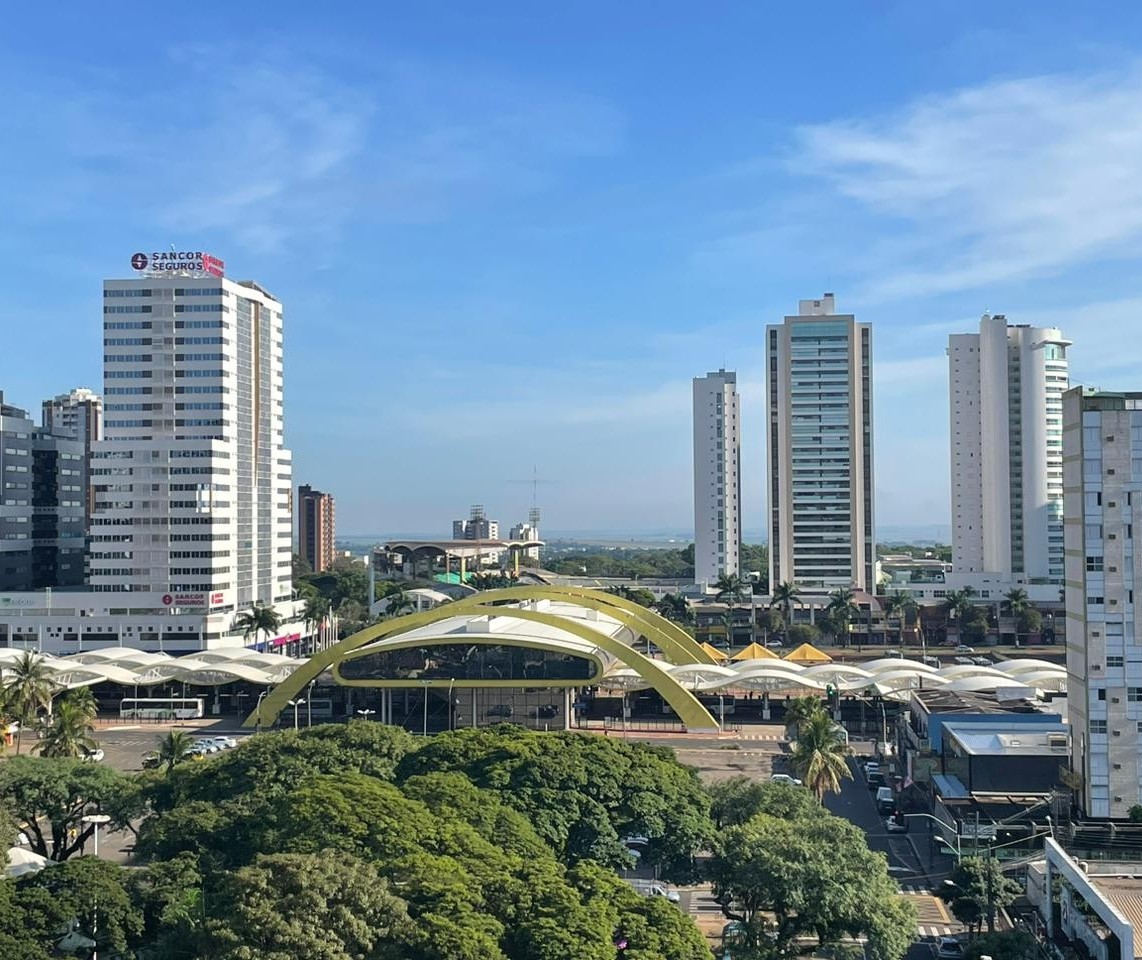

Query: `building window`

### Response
(1091, 720, 1108, 734)
(1108, 656, 1125, 668)
(1087, 556, 1104, 572)
(1129, 688, 1142, 702)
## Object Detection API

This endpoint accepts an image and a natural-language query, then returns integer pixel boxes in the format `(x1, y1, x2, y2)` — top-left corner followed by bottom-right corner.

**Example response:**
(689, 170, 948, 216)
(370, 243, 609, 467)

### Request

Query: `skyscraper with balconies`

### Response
(298, 484, 335, 573)
(693, 370, 741, 587)
(949, 314, 1070, 579)
(766, 294, 874, 593)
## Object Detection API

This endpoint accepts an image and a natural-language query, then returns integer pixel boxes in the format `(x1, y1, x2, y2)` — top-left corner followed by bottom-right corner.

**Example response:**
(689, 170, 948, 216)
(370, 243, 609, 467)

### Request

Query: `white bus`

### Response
(119, 698, 205, 721)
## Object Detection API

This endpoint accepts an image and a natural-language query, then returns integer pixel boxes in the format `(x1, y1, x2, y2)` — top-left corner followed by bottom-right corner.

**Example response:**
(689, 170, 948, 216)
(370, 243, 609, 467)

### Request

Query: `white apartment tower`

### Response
(1064, 388, 1142, 818)
(767, 295, 874, 593)
(693, 370, 741, 586)
(89, 266, 294, 616)
(949, 314, 1070, 579)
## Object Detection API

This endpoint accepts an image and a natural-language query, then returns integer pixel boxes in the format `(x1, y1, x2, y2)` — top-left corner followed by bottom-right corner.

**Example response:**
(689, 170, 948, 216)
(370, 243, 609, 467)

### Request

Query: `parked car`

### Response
(876, 786, 895, 814)
(622, 835, 650, 848)
(531, 704, 558, 719)
(884, 649, 904, 659)
(487, 704, 514, 718)
(209, 736, 238, 750)
(885, 817, 909, 834)
(955, 644, 975, 653)
(140, 751, 162, 770)
(192, 739, 220, 754)
(82, 748, 105, 763)
(765, 640, 784, 649)
(922, 655, 942, 668)
(627, 879, 681, 903)
(863, 761, 880, 777)
(954, 657, 975, 665)
(972, 656, 992, 666)
(770, 773, 804, 787)
(936, 937, 965, 959)
(867, 771, 886, 790)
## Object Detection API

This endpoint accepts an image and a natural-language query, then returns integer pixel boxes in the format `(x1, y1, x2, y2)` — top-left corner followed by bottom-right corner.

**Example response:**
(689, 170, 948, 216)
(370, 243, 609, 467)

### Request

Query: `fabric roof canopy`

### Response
(731, 642, 781, 661)
(783, 642, 832, 664)
(701, 642, 729, 661)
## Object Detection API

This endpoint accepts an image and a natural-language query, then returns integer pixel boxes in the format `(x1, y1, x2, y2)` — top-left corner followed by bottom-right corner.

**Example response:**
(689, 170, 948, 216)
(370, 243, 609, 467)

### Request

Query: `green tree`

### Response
(205, 850, 414, 960)
(941, 857, 1022, 935)
(156, 730, 197, 771)
(715, 574, 749, 604)
(654, 593, 693, 625)
(301, 594, 331, 639)
(0, 757, 134, 861)
(882, 592, 909, 646)
(235, 604, 282, 648)
(783, 695, 827, 739)
(13, 856, 142, 957)
(34, 697, 98, 759)
(708, 777, 827, 829)
(770, 581, 801, 625)
(396, 727, 714, 881)
(790, 712, 852, 801)
(2, 652, 57, 754)
(959, 605, 991, 644)
(786, 623, 820, 646)
(826, 588, 860, 648)
(707, 809, 915, 959)
(944, 588, 975, 631)
(384, 590, 417, 618)
(126, 852, 206, 960)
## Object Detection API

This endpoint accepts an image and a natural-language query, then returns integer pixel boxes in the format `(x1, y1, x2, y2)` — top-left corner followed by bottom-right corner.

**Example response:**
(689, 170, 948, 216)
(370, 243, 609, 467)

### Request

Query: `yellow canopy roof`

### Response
(783, 642, 832, 664)
(700, 642, 729, 661)
(731, 642, 781, 661)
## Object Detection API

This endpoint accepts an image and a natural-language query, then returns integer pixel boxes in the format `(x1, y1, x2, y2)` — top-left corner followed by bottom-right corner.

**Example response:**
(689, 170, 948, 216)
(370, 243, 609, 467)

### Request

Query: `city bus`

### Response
(119, 698, 205, 721)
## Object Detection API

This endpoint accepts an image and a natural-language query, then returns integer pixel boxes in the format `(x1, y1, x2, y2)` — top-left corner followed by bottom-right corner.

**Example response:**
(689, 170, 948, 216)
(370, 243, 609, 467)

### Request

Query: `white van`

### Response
(626, 879, 681, 903)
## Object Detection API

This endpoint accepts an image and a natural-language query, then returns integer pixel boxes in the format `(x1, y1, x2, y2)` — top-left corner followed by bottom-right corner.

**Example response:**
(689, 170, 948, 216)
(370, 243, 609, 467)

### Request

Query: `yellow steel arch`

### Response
(449, 585, 714, 665)
(244, 590, 720, 732)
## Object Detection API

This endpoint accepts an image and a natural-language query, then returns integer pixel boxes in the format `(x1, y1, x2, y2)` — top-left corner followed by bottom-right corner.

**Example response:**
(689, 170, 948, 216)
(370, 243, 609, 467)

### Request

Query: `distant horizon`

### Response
(337, 522, 952, 546)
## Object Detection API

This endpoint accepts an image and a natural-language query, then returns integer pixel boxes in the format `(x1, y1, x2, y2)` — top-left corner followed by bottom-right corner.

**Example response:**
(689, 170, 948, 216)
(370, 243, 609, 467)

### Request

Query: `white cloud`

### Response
(790, 64, 1142, 300)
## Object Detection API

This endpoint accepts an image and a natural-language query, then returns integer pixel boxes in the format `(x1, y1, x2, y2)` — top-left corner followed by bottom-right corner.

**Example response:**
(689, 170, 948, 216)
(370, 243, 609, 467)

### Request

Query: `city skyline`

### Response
(6, 7, 1142, 534)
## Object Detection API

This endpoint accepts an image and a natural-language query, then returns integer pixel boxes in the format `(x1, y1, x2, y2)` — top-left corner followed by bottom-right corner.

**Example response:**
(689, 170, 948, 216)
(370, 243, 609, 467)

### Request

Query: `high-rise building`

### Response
(453, 505, 499, 541)
(1064, 388, 1142, 818)
(42, 387, 102, 526)
(509, 511, 541, 561)
(0, 391, 86, 590)
(766, 294, 874, 592)
(298, 484, 335, 573)
(692, 370, 741, 586)
(89, 267, 294, 613)
(949, 314, 1070, 579)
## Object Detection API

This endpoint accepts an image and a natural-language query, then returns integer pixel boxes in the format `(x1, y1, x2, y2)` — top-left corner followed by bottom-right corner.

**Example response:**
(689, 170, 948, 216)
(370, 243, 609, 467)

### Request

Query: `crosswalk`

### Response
(899, 884, 931, 895)
(918, 925, 960, 938)
(736, 732, 787, 741)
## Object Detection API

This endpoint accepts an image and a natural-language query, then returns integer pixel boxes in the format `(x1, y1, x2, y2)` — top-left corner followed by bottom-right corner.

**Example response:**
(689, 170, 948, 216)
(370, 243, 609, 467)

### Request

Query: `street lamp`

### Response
(287, 698, 305, 730)
(420, 679, 431, 737)
(307, 679, 316, 728)
(356, 708, 376, 721)
(81, 813, 111, 857)
(254, 690, 268, 732)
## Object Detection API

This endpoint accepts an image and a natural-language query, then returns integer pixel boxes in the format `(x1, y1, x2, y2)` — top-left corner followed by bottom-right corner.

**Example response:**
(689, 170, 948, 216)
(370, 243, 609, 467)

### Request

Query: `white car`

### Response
(885, 818, 909, 834)
(192, 739, 220, 754)
(770, 773, 803, 786)
(864, 761, 880, 777)
(936, 937, 965, 959)
(82, 748, 105, 763)
(209, 736, 238, 750)
(955, 644, 975, 654)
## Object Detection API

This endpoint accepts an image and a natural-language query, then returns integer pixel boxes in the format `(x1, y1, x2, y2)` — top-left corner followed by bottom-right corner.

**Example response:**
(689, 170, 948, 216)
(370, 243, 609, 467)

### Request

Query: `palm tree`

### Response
(898, 594, 924, 656)
(783, 695, 827, 739)
(944, 588, 973, 636)
(35, 698, 98, 759)
(2, 651, 57, 754)
(826, 587, 860, 648)
(882, 592, 907, 646)
(714, 574, 748, 604)
(1003, 588, 1030, 646)
(236, 605, 283, 650)
(654, 593, 692, 625)
(384, 591, 416, 618)
(769, 581, 801, 626)
(157, 729, 197, 771)
(302, 595, 331, 652)
(789, 711, 853, 801)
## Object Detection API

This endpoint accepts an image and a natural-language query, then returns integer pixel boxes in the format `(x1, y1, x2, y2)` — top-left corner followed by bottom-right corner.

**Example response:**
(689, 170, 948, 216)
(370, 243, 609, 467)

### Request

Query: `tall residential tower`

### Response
(767, 295, 874, 592)
(90, 262, 294, 615)
(42, 387, 102, 527)
(949, 314, 1070, 579)
(1064, 388, 1142, 818)
(298, 484, 335, 573)
(692, 370, 741, 586)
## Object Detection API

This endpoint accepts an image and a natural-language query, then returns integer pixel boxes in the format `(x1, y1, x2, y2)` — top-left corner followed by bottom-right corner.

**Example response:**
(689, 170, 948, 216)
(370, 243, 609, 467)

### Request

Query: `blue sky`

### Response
(5, 3, 1142, 538)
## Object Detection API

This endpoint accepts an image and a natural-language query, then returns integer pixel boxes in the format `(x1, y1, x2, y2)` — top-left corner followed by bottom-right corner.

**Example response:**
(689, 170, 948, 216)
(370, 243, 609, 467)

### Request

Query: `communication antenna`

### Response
(530, 466, 541, 529)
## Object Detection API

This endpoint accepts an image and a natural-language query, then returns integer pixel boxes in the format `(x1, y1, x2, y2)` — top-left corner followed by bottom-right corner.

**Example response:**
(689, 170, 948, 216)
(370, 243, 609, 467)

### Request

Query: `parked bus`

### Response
(119, 698, 205, 721)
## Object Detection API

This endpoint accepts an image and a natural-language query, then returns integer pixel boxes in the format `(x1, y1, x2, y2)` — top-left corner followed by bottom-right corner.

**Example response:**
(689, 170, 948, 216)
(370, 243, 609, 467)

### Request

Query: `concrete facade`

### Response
(693, 369, 741, 587)
(298, 484, 335, 573)
(767, 294, 874, 592)
(950, 314, 1070, 579)
(1064, 388, 1142, 818)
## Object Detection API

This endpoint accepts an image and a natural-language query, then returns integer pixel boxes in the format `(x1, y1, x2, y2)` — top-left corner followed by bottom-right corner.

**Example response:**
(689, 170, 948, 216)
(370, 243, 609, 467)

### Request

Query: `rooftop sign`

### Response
(131, 251, 224, 278)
